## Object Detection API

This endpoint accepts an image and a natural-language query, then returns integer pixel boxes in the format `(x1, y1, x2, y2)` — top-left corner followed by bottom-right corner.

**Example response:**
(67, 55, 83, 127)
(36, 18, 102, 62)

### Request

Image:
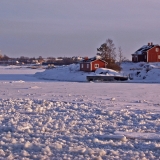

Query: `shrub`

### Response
(107, 63, 121, 72)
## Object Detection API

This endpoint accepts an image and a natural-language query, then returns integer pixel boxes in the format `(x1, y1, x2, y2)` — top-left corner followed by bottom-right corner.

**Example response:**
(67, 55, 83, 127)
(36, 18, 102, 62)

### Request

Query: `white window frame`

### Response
(95, 64, 99, 68)
(81, 64, 84, 68)
(156, 48, 159, 52)
(87, 63, 89, 68)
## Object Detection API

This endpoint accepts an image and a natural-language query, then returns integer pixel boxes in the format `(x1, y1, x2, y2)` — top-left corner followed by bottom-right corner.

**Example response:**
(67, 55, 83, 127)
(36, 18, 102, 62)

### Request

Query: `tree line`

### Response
(0, 38, 127, 70)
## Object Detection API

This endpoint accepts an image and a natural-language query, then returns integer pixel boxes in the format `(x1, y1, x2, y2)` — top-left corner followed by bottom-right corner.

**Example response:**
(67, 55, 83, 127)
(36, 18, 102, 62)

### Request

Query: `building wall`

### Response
(148, 46, 160, 62)
(91, 60, 106, 71)
(132, 55, 137, 62)
(143, 53, 147, 62)
(132, 46, 160, 63)
(138, 54, 146, 62)
(80, 59, 106, 72)
(80, 63, 91, 72)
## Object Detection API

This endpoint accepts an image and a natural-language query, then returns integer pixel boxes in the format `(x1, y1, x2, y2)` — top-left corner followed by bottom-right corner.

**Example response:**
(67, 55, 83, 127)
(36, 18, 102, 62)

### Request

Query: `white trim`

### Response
(83, 59, 107, 64)
(156, 48, 159, 52)
(90, 62, 92, 71)
(147, 45, 158, 52)
(146, 52, 148, 62)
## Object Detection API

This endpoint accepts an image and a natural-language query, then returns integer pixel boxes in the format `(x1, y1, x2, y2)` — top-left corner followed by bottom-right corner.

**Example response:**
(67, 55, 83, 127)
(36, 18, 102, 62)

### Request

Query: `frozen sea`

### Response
(0, 65, 159, 160)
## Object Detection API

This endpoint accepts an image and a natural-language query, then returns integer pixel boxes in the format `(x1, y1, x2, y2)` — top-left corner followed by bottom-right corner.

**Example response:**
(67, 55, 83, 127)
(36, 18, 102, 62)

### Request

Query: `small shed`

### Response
(80, 56, 107, 72)
(132, 42, 160, 62)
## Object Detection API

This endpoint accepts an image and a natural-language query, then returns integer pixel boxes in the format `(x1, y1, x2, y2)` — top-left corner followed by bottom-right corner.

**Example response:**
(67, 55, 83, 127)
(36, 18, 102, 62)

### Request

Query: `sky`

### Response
(1, 0, 160, 59)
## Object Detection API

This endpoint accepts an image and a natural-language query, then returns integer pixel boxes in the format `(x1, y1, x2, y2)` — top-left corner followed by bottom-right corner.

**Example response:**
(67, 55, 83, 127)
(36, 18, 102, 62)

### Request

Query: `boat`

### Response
(86, 75, 128, 82)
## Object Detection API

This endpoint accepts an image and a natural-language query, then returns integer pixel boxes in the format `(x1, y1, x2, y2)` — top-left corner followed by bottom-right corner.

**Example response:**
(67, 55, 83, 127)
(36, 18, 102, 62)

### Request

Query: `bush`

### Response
(107, 63, 121, 72)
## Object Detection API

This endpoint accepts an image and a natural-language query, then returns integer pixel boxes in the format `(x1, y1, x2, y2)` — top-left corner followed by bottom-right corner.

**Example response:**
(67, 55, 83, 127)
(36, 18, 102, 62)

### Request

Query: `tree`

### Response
(97, 39, 121, 71)
(97, 38, 116, 64)
(38, 56, 44, 63)
(2, 54, 9, 61)
(0, 54, 3, 60)
(117, 47, 126, 64)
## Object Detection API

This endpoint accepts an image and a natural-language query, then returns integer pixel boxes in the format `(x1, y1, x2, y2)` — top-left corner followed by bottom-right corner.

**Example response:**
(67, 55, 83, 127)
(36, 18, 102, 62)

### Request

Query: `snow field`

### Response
(0, 65, 160, 159)
(121, 62, 160, 82)
(35, 64, 90, 82)
(0, 99, 159, 159)
(35, 63, 124, 82)
(35, 62, 160, 83)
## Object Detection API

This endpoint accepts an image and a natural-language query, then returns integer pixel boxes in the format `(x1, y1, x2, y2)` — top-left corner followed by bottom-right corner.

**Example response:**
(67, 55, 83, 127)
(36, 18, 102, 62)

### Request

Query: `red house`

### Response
(80, 56, 107, 72)
(132, 42, 160, 62)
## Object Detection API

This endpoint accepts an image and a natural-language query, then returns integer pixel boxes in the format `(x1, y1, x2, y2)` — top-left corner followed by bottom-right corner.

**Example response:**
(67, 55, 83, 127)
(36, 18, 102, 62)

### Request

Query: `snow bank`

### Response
(35, 64, 124, 82)
(35, 64, 92, 81)
(95, 68, 123, 76)
(121, 62, 160, 82)
(35, 62, 160, 82)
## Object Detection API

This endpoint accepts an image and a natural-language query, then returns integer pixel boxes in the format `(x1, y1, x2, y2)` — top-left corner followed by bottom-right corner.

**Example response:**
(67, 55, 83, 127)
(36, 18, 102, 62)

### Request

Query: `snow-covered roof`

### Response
(134, 44, 160, 55)
(133, 45, 154, 55)
(80, 55, 107, 63)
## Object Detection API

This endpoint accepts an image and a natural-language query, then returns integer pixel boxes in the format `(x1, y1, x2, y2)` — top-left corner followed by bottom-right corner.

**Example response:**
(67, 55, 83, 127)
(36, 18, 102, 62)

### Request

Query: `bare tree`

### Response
(2, 54, 9, 61)
(117, 46, 126, 64)
(0, 50, 2, 60)
(0, 54, 3, 60)
(38, 56, 44, 63)
(97, 39, 116, 64)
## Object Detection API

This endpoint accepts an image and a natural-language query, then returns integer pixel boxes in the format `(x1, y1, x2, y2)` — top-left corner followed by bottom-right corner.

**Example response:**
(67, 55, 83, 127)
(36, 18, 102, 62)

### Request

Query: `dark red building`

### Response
(80, 56, 107, 72)
(132, 42, 160, 62)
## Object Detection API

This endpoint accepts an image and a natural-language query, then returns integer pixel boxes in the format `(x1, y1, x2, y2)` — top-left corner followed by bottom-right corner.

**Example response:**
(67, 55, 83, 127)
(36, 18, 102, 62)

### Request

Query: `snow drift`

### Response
(121, 62, 160, 82)
(35, 64, 124, 82)
(35, 62, 160, 82)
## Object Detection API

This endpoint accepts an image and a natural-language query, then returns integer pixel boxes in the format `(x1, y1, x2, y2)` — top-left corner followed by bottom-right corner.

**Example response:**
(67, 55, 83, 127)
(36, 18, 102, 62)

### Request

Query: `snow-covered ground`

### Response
(35, 64, 125, 82)
(0, 65, 160, 159)
(35, 62, 160, 83)
(121, 62, 160, 83)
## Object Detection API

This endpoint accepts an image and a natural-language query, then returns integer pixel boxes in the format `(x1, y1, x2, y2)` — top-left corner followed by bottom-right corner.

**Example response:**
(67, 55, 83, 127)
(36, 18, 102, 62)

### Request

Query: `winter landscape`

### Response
(0, 63, 160, 160)
(1, 1, 160, 159)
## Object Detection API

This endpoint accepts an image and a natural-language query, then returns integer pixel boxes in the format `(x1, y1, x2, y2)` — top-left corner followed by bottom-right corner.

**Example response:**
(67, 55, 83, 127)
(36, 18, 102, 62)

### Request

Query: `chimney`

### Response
(84, 57, 88, 60)
(148, 42, 150, 46)
(151, 42, 153, 46)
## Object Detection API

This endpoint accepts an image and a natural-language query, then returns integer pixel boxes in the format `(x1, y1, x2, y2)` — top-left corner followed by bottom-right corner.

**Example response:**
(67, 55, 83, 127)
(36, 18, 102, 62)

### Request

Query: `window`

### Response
(87, 64, 89, 68)
(145, 55, 146, 59)
(95, 64, 99, 68)
(81, 64, 83, 68)
(158, 55, 160, 59)
(156, 48, 159, 52)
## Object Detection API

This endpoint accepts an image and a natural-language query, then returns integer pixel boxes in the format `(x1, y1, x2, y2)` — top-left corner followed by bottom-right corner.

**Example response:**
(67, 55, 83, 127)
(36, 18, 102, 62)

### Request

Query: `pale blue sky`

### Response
(1, 0, 160, 59)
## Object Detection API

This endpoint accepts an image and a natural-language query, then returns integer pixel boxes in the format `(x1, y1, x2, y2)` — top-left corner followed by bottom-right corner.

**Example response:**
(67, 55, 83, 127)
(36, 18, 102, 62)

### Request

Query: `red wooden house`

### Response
(132, 42, 160, 62)
(80, 56, 107, 72)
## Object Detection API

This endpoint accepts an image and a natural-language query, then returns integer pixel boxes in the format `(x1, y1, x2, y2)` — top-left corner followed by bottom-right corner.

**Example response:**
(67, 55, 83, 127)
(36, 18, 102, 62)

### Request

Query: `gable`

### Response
(80, 58, 107, 64)
(134, 45, 153, 55)
(92, 59, 106, 64)
(147, 45, 160, 53)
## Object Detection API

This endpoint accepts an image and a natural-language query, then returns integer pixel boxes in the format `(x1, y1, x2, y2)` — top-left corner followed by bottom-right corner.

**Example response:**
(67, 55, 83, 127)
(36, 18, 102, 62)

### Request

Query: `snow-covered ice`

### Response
(0, 64, 159, 159)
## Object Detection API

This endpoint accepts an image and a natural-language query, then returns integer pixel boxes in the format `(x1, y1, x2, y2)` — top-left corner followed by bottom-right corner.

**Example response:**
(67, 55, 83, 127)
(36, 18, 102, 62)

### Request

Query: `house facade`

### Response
(132, 42, 160, 62)
(80, 56, 107, 72)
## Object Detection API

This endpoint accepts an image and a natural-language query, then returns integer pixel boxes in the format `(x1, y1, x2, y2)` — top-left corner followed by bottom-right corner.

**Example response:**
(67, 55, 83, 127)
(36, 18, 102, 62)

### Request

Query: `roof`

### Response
(80, 56, 107, 64)
(133, 44, 159, 55)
